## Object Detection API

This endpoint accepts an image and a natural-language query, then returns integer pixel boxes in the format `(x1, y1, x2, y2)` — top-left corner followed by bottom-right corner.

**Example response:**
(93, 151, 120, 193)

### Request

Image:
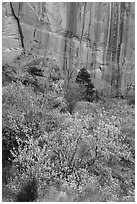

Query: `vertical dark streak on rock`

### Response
(63, 32, 67, 75)
(10, 2, 25, 53)
(80, 2, 86, 43)
(116, 3, 125, 96)
(123, 3, 130, 62)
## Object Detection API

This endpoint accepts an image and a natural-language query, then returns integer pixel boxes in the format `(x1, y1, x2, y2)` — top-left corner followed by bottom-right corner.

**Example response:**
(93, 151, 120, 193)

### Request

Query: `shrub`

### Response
(7, 111, 131, 201)
(63, 81, 85, 114)
(2, 185, 16, 202)
(15, 177, 38, 202)
(2, 82, 61, 186)
(49, 65, 62, 82)
(76, 67, 91, 84)
(127, 92, 135, 106)
(76, 67, 95, 102)
(3, 72, 134, 201)
(2, 127, 21, 184)
(124, 81, 135, 106)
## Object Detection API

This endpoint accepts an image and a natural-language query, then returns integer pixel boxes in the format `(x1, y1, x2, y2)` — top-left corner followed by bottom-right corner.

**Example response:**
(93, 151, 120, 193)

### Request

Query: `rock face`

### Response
(2, 3, 22, 65)
(2, 2, 135, 94)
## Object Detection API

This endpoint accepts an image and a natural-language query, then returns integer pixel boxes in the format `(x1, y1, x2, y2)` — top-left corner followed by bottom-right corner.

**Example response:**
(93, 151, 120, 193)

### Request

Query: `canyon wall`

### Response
(2, 2, 135, 94)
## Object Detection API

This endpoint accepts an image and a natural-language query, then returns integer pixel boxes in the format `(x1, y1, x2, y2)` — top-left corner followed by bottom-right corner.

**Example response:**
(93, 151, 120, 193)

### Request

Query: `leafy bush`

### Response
(2, 82, 39, 183)
(127, 92, 135, 106)
(49, 64, 62, 82)
(2, 61, 135, 202)
(2, 82, 61, 185)
(7, 110, 133, 201)
(63, 81, 85, 114)
(15, 177, 38, 202)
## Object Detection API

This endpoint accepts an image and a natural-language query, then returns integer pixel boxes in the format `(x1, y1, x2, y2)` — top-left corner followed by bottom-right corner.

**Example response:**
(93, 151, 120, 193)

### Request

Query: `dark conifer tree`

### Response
(76, 67, 95, 102)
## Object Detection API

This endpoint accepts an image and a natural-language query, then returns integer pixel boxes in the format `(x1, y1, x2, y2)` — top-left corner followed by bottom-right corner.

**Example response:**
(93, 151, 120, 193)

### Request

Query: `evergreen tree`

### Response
(76, 67, 95, 102)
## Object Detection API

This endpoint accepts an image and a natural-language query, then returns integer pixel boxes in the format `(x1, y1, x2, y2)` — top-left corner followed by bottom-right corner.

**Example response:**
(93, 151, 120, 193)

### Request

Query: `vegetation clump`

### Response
(15, 177, 38, 202)
(2, 57, 135, 202)
(76, 67, 95, 102)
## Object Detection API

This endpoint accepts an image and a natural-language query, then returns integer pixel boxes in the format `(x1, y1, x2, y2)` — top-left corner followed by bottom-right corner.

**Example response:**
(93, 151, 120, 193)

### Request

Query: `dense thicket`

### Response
(2, 56, 135, 202)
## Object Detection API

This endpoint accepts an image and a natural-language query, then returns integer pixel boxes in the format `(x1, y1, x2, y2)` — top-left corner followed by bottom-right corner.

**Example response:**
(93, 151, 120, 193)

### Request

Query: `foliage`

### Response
(122, 81, 135, 106)
(15, 177, 38, 202)
(2, 82, 39, 184)
(76, 67, 95, 102)
(4, 98, 134, 201)
(63, 81, 85, 114)
(126, 91, 135, 106)
(7, 114, 117, 200)
(2, 58, 135, 202)
(2, 81, 61, 185)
